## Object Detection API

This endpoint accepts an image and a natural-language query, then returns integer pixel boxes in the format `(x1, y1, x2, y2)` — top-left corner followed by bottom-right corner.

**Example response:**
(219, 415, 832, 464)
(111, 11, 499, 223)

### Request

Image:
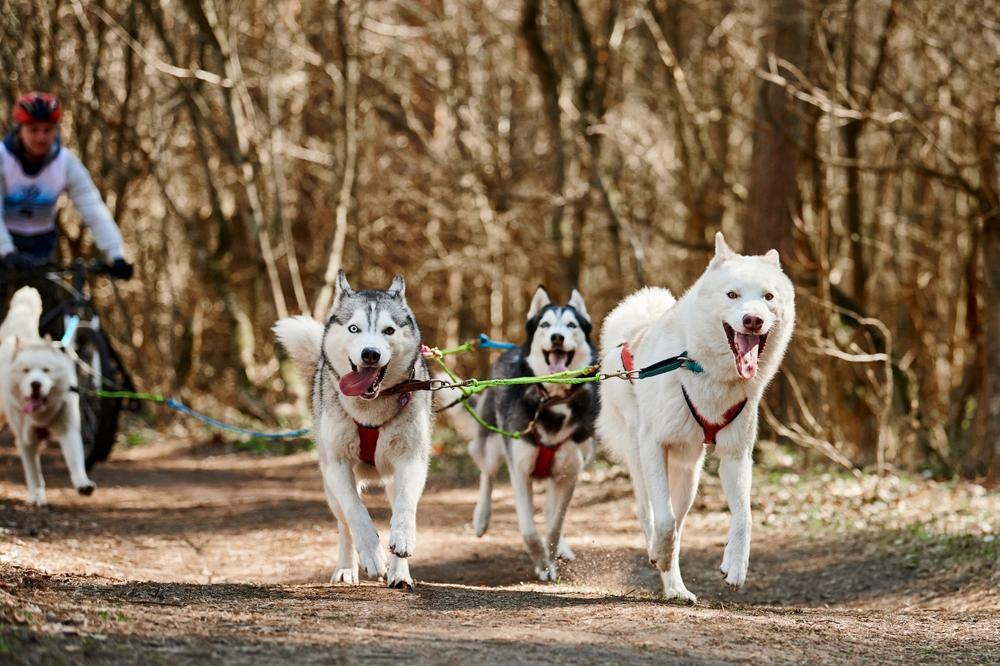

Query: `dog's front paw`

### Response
(555, 537, 576, 561)
(648, 524, 676, 572)
(388, 521, 416, 559)
(76, 482, 96, 497)
(356, 530, 387, 579)
(720, 541, 748, 589)
(535, 561, 558, 582)
(472, 502, 490, 537)
(26, 490, 47, 507)
(663, 586, 698, 604)
(331, 566, 360, 585)
(524, 534, 556, 582)
(387, 558, 414, 591)
(662, 574, 698, 604)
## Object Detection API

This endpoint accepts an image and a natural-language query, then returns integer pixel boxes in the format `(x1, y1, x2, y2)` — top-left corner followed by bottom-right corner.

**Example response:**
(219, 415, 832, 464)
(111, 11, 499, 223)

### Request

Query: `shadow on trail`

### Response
(614, 534, 993, 609)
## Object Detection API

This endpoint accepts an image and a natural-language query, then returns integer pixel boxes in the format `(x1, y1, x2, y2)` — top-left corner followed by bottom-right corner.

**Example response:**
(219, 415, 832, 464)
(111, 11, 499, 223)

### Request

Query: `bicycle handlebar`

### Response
(0, 259, 120, 280)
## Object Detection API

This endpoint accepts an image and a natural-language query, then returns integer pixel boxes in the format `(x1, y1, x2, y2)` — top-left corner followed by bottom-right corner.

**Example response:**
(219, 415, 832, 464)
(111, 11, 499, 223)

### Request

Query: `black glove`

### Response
(1, 252, 42, 272)
(107, 257, 134, 280)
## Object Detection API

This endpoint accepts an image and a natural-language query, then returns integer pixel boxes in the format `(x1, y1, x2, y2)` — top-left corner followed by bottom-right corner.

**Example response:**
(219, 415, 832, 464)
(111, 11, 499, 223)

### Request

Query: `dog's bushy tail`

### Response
(273, 316, 324, 379)
(0, 286, 43, 341)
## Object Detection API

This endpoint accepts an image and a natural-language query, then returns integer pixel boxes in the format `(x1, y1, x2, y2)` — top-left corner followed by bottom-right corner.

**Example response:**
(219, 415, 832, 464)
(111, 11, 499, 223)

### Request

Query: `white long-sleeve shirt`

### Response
(0, 143, 124, 259)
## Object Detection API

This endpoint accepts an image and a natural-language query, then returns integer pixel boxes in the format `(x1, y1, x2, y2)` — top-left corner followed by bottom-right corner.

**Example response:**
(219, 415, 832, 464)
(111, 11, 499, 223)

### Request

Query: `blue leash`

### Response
(164, 399, 310, 440)
(477, 333, 518, 350)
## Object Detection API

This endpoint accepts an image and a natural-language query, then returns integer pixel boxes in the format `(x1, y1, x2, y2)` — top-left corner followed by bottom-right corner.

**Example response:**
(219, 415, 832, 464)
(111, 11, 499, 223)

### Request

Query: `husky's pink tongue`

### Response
(339, 367, 381, 397)
(734, 333, 761, 379)
(547, 351, 568, 373)
(22, 397, 45, 415)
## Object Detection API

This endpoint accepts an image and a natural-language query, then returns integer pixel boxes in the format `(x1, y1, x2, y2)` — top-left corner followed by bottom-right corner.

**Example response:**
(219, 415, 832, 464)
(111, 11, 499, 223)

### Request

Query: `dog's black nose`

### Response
(361, 347, 381, 365)
(743, 314, 764, 332)
(550, 333, 564, 347)
(30, 381, 41, 393)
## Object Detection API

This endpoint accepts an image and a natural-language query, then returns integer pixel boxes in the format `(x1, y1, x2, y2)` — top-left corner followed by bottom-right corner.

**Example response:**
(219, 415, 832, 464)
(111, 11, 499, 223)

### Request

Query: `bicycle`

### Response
(2, 258, 135, 469)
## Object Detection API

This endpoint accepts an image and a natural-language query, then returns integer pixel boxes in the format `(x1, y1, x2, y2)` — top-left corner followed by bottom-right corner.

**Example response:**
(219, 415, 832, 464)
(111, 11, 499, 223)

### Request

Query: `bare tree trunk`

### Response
(521, 0, 565, 245)
(314, 0, 362, 319)
(742, 0, 807, 262)
(970, 125, 1000, 477)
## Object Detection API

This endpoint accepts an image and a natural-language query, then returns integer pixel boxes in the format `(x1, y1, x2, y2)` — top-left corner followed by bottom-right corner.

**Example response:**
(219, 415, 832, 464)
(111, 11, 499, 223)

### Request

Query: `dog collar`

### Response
(681, 385, 747, 445)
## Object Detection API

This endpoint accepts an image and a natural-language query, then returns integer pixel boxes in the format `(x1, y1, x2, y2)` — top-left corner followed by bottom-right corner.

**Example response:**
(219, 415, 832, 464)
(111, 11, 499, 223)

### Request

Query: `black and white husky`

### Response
(470, 287, 597, 581)
(273, 272, 432, 590)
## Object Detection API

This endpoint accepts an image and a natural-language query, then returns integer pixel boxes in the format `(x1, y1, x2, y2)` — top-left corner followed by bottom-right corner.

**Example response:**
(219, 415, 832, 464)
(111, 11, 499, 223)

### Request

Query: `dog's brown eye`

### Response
(383, 327, 395, 336)
(727, 291, 739, 299)
(764, 293, 774, 301)
(42, 368, 50, 373)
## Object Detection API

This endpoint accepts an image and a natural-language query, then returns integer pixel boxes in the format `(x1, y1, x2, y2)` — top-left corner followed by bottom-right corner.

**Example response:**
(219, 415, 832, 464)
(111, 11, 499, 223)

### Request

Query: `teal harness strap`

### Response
(637, 352, 704, 378)
(621, 342, 704, 380)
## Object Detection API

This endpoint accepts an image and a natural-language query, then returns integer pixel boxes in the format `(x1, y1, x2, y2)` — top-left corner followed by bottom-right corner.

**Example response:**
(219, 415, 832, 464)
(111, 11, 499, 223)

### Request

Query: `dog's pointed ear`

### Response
(710, 232, 736, 268)
(567, 288, 591, 324)
(335, 270, 354, 302)
(387, 274, 406, 300)
(527, 286, 551, 320)
(763, 249, 781, 267)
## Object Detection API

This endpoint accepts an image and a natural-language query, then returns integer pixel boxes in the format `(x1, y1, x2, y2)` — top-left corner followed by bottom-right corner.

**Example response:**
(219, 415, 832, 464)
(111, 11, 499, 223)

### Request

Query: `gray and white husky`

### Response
(470, 287, 598, 581)
(598, 233, 795, 601)
(273, 272, 432, 590)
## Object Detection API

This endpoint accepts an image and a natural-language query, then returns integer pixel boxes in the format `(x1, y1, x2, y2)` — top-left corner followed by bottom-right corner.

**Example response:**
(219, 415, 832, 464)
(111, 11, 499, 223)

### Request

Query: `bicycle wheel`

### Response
(73, 327, 122, 469)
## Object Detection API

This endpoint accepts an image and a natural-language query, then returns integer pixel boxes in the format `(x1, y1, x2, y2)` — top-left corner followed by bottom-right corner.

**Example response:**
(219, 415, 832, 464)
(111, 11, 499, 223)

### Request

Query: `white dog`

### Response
(273, 272, 432, 590)
(0, 287, 95, 506)
(597, 233, 795, 601)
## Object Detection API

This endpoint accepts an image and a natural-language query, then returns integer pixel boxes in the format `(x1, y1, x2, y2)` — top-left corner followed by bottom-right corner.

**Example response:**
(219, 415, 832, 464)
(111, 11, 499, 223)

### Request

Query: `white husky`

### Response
(273, 272, 432, 590)
(597, 233, 795, 601)
(0, 287, 95, 506)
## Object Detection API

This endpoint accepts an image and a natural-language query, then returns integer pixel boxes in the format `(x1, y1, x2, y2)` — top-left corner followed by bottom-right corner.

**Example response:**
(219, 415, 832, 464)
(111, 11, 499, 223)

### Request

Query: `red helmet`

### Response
(12, 92, 62, 124)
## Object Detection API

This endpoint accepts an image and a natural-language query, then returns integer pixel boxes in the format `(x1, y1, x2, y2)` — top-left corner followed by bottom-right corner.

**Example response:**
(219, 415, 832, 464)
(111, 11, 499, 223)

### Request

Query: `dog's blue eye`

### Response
(540, 322, 550, 329)
(567, 322, 577, 329)
(383, 327, 395, 336)
(348, 324, 361, 333)
(727, 291, 739, 299)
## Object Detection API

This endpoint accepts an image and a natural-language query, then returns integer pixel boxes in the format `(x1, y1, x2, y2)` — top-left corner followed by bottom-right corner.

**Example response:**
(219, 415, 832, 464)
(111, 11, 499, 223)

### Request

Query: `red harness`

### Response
(681, 385, 747, 445)
(356, 423, 380, 466)
(526, 430, 565, 479)
(354, 392, 412, 466)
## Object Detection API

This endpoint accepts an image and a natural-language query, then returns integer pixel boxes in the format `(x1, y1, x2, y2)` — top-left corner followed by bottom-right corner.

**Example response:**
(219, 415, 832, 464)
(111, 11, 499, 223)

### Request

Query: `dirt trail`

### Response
(0, 437, 997, 664)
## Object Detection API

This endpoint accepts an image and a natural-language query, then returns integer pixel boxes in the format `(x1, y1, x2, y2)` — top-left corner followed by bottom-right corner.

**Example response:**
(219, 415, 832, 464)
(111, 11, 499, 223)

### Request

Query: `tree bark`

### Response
(970, 124, 1000, 477)
(742, 0, 807, 263)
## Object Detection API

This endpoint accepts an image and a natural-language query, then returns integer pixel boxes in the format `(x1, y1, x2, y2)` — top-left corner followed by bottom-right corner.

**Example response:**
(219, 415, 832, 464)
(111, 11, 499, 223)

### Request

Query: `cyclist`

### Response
(0, 91, 133, 312)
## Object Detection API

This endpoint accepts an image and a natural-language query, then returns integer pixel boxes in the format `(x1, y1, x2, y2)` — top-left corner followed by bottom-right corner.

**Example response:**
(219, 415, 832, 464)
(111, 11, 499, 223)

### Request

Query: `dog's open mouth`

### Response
(340, 361, 388, 399)
(724, 323, 768, 380)
(543, 349, 575, 373)
(22, 394, 47, 415)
